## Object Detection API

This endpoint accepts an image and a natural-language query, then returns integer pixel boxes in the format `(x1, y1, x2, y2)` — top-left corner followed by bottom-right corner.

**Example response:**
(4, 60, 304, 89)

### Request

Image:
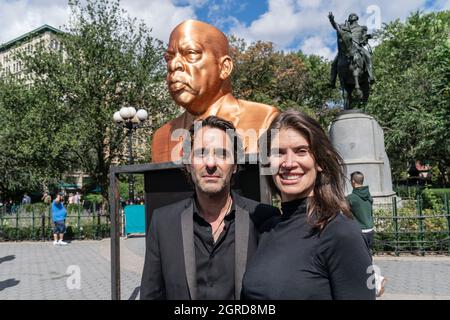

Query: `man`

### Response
(347, 171, 386, 296)
(42, 192, 52, 205)
(347, 171, 375, 247)
(73, 191, 82, 205)
(52, 193, 68, 246)
(21, 193, 31, 205)
(151, 19, 279, 163)
(329, 12, 375, 88)
(140, 116, 280, 299)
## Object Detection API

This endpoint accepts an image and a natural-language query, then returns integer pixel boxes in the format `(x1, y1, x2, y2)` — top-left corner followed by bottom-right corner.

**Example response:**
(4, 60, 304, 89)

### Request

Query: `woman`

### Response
(242, 110, 375, 300)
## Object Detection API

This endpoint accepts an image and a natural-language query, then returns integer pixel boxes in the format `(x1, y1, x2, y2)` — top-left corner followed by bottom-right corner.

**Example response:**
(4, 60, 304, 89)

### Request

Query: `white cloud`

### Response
(120, 0, 196, 43)
(0, 0, 197, 45)
(300, 36, 335, 60)
(296, 0, 321, 9)
(226, 0, 439, 58)
(1, 0, 448, 57)
(0, 0, 69, 44)
(174, 0, 207, 7)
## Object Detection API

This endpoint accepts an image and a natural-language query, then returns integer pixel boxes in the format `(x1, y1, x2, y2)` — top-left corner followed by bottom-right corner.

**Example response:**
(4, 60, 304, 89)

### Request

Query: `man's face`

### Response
(187, 126, 236, 195)
(165, 23, 224, 115)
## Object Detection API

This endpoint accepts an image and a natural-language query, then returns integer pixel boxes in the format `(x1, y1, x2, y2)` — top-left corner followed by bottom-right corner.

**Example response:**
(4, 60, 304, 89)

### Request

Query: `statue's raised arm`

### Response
(328, 11, 338, 30)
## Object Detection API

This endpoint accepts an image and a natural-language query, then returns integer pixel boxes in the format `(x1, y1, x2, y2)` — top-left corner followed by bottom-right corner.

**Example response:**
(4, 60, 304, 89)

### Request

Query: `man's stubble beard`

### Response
(192, 172, 233, 197)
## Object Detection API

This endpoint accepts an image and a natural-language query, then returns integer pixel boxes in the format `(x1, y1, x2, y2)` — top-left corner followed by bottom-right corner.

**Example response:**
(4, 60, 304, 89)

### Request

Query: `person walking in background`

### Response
(21, 193, 31, 205)
(73, 191, 82, 205)
(42, 192, 52, 206)
(347, 171, 386, 297)
(68, 193, 75, 204)
(347, 172, 375, 248)
(52, 193, 68, 246)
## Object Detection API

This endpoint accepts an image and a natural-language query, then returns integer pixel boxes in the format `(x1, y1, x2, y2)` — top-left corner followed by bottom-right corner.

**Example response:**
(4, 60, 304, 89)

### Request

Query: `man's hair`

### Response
(261, 109, 350, 231)
(184, 115, 242, 164)
(351, 171, 364, 185)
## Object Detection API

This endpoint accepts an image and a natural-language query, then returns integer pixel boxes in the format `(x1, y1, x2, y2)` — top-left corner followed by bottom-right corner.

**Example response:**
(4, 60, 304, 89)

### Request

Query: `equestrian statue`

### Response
(329, 12, 375, 110)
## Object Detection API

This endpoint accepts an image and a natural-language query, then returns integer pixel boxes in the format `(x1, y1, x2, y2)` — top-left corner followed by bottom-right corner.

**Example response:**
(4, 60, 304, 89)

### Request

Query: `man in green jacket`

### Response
(347, 171, 375, 248)
(347, 171, 386, 296)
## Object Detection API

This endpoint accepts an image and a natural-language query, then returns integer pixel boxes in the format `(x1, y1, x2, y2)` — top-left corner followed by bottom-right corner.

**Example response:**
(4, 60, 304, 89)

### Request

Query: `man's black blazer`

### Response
(140, 191, 280, 300)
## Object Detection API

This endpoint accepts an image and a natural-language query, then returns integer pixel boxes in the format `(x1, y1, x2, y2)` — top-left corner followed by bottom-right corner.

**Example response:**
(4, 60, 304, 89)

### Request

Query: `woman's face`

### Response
(270, 128, 322, 202)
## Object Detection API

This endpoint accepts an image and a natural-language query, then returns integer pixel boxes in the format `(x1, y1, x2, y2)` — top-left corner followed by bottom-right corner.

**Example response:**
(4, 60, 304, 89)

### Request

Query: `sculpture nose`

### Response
(168, 54, 184, 73)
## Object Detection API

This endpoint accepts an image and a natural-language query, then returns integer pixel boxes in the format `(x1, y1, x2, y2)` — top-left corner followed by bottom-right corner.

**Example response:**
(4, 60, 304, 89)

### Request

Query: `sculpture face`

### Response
(348, 13, 359, 23)
(165, 21, 230, 116)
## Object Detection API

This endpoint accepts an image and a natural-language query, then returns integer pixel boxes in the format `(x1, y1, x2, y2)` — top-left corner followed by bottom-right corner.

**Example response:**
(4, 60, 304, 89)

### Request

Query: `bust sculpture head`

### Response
(165, 20, 233, 116)
(151, 19, 279, 163)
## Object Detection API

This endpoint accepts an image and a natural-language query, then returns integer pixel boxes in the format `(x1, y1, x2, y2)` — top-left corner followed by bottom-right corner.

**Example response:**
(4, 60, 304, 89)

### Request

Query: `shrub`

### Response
(0, 222, 110, 241)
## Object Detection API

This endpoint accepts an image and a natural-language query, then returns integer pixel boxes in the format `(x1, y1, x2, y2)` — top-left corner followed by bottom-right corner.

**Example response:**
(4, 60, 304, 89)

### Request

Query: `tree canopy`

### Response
(367, 10, 450, 183)
(0, 0, 177, 199)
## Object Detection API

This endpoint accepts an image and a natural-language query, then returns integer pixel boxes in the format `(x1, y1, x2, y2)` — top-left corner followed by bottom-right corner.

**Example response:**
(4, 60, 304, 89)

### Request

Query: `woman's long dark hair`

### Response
(263, 109, 351, 231)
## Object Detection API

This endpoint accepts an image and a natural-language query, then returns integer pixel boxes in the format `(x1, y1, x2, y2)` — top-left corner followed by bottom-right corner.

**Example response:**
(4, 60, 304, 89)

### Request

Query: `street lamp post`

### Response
(113, 106, 148, 203)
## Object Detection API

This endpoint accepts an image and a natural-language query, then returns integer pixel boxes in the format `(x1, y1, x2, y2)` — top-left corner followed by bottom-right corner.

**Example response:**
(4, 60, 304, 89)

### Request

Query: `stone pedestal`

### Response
(329, 110, 396, 205)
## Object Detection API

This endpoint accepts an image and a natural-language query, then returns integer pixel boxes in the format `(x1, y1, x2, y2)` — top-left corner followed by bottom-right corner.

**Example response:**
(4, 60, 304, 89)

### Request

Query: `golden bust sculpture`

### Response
(151, 19, 279, 163)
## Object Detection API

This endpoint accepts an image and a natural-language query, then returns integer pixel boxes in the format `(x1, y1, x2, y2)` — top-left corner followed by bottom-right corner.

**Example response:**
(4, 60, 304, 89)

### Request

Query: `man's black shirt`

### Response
(193, 200, 236, 300)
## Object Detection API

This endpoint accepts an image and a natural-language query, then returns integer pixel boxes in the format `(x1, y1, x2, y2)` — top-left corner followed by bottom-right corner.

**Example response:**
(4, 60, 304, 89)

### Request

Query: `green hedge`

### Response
(0, 223, 110, 241)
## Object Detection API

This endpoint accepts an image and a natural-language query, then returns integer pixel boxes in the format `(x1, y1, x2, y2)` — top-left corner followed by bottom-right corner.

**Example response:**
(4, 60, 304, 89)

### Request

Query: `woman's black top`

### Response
(242, 198, 375, 300)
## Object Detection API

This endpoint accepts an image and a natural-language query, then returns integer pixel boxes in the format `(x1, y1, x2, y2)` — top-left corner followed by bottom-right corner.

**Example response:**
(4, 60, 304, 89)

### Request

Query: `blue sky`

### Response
(1, 0, 449, 60)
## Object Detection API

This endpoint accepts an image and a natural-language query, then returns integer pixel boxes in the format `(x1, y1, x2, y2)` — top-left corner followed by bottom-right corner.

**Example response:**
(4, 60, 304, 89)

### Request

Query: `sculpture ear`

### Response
(219, 55, 233, 80)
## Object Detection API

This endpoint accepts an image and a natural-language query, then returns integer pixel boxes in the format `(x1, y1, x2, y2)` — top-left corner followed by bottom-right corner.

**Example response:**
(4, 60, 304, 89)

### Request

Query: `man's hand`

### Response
(328, 12, 335, 22)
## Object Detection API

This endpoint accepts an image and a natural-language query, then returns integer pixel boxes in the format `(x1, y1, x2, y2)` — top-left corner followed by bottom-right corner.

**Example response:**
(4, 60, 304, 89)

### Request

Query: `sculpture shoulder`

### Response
(152, 113, 187, 141)
(151, 113, 187, 161)
(236, 99, 279, 127)
(237, 99, 279, 115)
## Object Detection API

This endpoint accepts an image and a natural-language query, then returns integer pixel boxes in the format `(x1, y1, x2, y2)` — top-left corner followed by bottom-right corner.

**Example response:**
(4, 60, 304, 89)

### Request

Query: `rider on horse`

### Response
(329, 12, 375, 88)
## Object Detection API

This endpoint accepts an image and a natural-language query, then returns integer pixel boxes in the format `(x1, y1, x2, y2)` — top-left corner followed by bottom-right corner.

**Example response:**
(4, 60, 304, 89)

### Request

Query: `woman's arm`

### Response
(318, 215, 376, 300)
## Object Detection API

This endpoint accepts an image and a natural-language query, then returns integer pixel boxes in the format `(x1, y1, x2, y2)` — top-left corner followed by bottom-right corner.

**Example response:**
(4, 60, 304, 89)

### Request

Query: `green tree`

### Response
(229, 37, 339, 126)
(367, 11, 450, 183)
(0, 77, 72, 196)
(0, 0, 177, 200)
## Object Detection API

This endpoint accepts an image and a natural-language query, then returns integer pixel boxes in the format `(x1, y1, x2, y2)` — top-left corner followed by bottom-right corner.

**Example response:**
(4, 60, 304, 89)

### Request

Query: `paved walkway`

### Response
(1, 237, 450, 300)
(0, 238, 143, 300)
(374, 256, 450, 300)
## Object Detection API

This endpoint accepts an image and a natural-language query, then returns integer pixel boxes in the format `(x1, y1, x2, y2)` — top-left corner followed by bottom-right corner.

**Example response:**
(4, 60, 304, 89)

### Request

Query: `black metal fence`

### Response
(0, 203, 110, 241)
(373, 194, 450, 255)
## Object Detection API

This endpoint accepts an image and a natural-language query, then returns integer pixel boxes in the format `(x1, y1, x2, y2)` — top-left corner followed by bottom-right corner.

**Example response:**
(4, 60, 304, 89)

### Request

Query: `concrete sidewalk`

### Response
(373, 255, 450, 300)
(0, 239, 142, 300)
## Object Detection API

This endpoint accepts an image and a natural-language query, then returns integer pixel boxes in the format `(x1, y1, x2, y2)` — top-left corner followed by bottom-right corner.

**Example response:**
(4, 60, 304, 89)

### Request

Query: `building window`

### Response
(50, 39, 59, 50)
